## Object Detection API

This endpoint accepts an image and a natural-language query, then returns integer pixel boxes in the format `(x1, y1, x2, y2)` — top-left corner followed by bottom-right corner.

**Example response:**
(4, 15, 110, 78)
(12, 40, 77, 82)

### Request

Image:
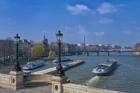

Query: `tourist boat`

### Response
(22, 61, 45, 70)
(92, 59, 118, 76)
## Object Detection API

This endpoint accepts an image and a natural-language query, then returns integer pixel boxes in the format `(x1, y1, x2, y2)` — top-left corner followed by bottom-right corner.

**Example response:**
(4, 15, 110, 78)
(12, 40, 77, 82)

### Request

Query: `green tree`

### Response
(48, 50, 56, 60)
(31, 44, 44, 58)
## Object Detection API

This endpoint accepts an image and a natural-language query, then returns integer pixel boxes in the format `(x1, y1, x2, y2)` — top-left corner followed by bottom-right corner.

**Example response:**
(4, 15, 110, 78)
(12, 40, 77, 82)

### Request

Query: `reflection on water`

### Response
(86, 76, 100, 85)
(85, 76, 108, 89)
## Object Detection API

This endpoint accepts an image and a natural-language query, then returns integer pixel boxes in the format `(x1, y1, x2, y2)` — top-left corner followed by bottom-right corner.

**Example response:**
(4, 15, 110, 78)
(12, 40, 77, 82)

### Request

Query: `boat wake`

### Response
(85, 76, 100, 86)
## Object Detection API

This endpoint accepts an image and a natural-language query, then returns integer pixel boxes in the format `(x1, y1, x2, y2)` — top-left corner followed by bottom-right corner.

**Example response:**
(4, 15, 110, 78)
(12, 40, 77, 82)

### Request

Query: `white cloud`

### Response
(99, 17, 113, 24)
(94, 32, 105, 36)
(97, 2, 117, 14)
(67, 4, 90, 15)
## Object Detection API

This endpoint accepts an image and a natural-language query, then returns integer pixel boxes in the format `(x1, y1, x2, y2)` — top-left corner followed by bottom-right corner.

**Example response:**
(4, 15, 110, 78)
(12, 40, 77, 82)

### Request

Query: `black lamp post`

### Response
(27, 41, 31, 62)
(56, 30, 65, 76)
(14, 34, 21, 71)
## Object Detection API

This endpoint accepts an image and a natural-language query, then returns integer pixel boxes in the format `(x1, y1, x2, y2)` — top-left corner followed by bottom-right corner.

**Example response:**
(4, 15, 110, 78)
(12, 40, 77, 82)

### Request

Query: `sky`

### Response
(0, 0, 140, 46)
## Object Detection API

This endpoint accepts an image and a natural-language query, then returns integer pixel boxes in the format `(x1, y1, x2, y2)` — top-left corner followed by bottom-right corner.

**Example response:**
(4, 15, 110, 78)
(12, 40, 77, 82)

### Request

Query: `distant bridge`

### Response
(73, 49, 137, 56)
(88, 50, 136, 56)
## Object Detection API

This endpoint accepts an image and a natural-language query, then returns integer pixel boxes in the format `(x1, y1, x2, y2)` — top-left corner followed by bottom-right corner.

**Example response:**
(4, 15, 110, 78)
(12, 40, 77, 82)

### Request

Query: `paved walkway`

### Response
(0, 82, 52, 93)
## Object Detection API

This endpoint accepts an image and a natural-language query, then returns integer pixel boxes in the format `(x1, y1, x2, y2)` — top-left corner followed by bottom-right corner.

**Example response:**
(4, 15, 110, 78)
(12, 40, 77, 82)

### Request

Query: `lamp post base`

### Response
(56, 63, 65, 77)
(13, 65, 22, 72)
(56, 71, 65, 77)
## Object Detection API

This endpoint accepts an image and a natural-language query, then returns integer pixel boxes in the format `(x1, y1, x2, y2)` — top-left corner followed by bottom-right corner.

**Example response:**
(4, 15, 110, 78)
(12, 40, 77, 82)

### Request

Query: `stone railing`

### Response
(0, 71, 24, 90)
(0, 73, 125, 93)
(63, 83, 124, 93)
(0, 72, 53, 90)
(24, 74, 52, 83)
(0, 73, 11, 88)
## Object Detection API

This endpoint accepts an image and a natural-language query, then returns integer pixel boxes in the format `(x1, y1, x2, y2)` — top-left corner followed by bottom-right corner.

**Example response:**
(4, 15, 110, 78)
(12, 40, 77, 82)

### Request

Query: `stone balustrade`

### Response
(0, 73, 11, 88)
(63, 83, 124, 93)
(24, 74, 52, 83)
(0, 72, 125, 93)
(0, 71, 23, 90)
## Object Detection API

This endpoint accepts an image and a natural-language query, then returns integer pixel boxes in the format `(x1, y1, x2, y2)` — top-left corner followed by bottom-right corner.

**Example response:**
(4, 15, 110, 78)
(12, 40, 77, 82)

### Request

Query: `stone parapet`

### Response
(63, 83, 124, 93)
(51, 76, 68, 83)
(24, 74, 52, 83)
(0, 71, 24, 90)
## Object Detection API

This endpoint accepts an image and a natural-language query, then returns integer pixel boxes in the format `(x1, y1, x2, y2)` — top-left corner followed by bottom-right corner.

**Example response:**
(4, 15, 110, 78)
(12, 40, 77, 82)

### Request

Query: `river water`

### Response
(65, 54, 140, 93)
(0, 53, 140, 93)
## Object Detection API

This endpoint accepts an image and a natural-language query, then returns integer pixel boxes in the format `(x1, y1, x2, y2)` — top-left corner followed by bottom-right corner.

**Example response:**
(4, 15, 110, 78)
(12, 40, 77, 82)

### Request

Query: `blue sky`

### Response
(0, 0, 140, 46)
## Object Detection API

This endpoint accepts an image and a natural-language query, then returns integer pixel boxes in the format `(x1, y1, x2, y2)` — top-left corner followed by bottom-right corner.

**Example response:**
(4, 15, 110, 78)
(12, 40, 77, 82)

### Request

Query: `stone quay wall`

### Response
(63, 83, 124, 93)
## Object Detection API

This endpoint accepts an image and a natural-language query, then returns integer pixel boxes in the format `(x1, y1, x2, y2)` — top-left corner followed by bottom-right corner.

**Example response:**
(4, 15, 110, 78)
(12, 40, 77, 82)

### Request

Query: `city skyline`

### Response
(0, 0, 140, 46)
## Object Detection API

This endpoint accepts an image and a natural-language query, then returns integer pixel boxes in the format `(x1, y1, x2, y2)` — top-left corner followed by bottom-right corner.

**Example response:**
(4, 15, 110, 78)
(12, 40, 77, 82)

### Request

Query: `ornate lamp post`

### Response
(56, 30, 65, 76)
(14, 34, 22, 71)
(27, 41, 31, 62)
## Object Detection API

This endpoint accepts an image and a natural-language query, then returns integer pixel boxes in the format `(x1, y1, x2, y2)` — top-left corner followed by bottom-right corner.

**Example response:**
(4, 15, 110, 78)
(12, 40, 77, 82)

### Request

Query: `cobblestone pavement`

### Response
(0, 82, 52, 93)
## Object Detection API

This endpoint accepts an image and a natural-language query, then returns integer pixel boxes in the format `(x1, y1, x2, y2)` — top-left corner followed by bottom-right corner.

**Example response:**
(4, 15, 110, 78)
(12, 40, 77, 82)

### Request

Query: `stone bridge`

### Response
(0, 71, 125, 93)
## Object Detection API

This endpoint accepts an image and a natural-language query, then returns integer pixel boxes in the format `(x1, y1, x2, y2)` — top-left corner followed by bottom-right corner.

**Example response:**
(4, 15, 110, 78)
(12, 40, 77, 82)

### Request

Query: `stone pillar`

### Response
(52, 76, 68, 93)
(9, 71, 24, 90)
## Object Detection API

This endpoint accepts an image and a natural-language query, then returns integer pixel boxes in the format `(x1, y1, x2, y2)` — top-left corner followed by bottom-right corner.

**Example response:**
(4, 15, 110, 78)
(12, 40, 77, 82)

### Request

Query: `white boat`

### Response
(92, 59, 118, 76)
(22, 61, 45, 70)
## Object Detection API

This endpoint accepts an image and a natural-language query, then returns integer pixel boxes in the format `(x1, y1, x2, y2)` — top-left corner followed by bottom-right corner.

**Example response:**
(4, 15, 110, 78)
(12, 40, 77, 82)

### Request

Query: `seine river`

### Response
(0, 53, 140, 93)
(65, 53, 140, 93)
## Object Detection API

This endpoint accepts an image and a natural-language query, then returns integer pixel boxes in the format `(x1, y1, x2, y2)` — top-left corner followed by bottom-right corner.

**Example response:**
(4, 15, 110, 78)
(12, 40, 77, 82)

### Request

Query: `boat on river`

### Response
(92, 59, 118, 76)
(22, 61, 45, 70)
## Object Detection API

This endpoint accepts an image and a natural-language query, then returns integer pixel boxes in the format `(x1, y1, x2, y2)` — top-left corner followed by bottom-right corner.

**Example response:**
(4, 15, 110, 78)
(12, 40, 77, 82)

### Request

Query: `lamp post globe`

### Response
(14, 34, 22, 71)
(56, 30, 63, 42)
(56, 30, 65, 76)
(15, 34, 20, 43)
